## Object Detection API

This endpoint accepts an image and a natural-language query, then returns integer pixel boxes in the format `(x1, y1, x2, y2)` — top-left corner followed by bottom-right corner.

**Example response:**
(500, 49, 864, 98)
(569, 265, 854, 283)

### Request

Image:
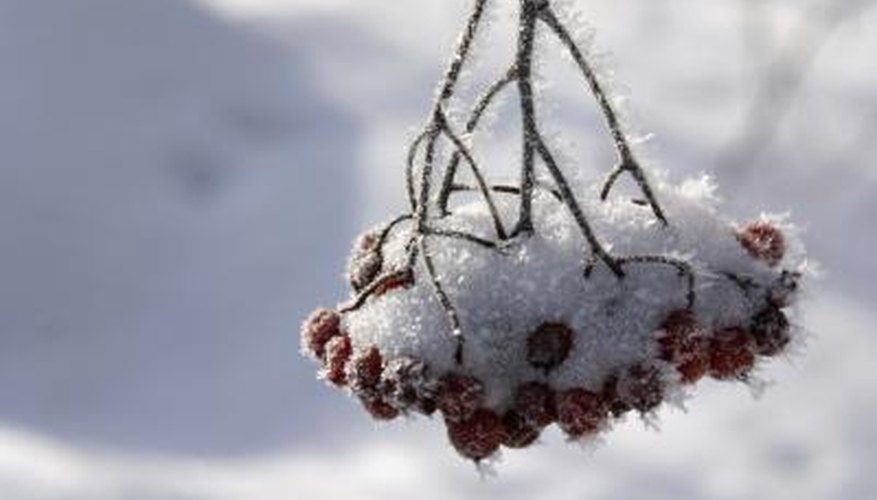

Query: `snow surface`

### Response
(344, 177, 806, 411)
(1, 0, 875, 497)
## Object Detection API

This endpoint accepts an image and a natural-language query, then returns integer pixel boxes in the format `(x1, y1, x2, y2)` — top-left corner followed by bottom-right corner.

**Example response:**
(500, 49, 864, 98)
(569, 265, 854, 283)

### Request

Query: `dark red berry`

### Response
(556, 388, 608, 438)
(500, 410, 541, 449)
(323, 335, 352, 387)
(751, 306, 791, 357)
(446, 409, 504, 461)
(383, 357, 436, 415)
(348, 230, 383, 292)
(616, 364, 665, 413)
(301, 308, 341, 360)
(372, 268, 415, 298)
(674, 337, 711, 384)
(351, 346, 383, 391)
(660, 310, 699, 340)
(737, 221, 785, 267)
(513, 382, 556, 428)
(437, 373, 484, 422)
(657, 310, 710, 384)
(359, 394, 399, 421)
(709, 327, 756, 380)
(527, 323, 574, 371)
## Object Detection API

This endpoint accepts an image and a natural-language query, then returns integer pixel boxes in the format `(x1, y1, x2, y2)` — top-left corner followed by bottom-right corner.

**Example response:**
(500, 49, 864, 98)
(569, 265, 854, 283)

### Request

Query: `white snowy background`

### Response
(1, 0, 875, 498)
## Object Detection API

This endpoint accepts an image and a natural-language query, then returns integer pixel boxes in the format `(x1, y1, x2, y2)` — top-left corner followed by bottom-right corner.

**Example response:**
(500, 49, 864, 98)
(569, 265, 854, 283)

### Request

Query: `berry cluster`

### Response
(300, 219, 800, 463)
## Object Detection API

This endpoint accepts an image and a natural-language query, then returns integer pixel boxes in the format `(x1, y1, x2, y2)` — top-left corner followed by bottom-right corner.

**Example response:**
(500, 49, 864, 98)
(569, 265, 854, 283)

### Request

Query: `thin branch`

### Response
(438, 65, 519, 215)
(534, 134, 624, 277)
(538, 6, 668, 226)
(618, 255, 696, 309)
(511, 0, 542, 237)
(436, 111, 507, 239)
(422, 226, 500, 250)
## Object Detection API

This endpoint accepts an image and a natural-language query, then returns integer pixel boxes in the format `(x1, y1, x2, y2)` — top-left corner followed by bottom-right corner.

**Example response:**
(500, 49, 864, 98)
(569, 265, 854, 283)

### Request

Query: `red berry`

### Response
(657, 310, 710, 384)
(527, 323, 574, 371)
(372, 268, 415, 298)
(674, 337, 711, 384)
(709, 327, 756, 380)
(751, 306, 791, 357)
(500, 410, 541, 449)
(556, 388, 608, 438)
(301, 308, 341, 360)
(437, 373, 484, 422)
(351, 346, 384, 391)
(616, 364, 665, 413)
(513, 382, 556, 428)
(660, 310, 699, 340)
(737, 221, 785, 267)
(348, 230, 383, 292)
(359, 394, 399, 421)
(446, 409, 504, 461)
(323, 335, 353, 387)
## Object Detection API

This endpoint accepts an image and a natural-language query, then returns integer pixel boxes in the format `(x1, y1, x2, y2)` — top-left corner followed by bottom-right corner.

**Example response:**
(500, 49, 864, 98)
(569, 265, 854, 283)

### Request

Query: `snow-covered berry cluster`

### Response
(301, 178, 808, 462)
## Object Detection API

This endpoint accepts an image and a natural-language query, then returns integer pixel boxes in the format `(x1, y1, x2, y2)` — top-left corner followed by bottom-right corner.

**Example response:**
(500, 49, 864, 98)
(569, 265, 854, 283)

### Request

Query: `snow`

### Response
(342, 176, 806, 414)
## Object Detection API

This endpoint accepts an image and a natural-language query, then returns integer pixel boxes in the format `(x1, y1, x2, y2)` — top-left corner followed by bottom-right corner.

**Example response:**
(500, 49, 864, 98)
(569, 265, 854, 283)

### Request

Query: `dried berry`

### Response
(527, 323, 574, 371)
(737, 221, 785, 267)
(446, 409, 504, 461)
(300, 308, 341, 360)
(500, 410, 541, 449)
(616, 364, 665, 413)
(323, 334, 352, 387)
(359, 393, 400, 421)
(751, 306, 791, 357)
(351, 346, 384, 391)
(658, 312, 710, 384)
(556, 388, 608, 438)
(348, 230, 384, 292)
(513, 382, 556, 428)
(437, 373, 484, 422)
(709, 327, 756, 380)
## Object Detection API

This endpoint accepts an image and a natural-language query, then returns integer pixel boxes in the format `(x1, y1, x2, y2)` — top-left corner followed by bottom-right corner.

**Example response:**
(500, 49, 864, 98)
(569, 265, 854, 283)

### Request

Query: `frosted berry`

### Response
(513, 382, 556, 428)
(383, 357, 436, 415)
(348, 230, 383, 292)
(556, 388, 608, 438)
(709, 327, 756, 380)
(446, 409, 504, 461)
(658, 311, 710, 384)
(500, 410, 541, 449)
(737, 221, 785, 267)
(323, 334, 352, 387)
(359, 394, 400, 421)
(301, 308, 342, 360)
(351, 346, 384, 391)
(373, 268, 415, 298)
(438, 373, 484, 422)
(616, 364, 665, 413)
(751, 306, 791, 357)
(527, 322, 574, 371)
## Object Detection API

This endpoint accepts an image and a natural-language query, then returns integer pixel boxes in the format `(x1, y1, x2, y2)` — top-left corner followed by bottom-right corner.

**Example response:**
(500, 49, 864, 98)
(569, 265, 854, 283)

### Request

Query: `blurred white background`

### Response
(1, 0, 875, 498)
